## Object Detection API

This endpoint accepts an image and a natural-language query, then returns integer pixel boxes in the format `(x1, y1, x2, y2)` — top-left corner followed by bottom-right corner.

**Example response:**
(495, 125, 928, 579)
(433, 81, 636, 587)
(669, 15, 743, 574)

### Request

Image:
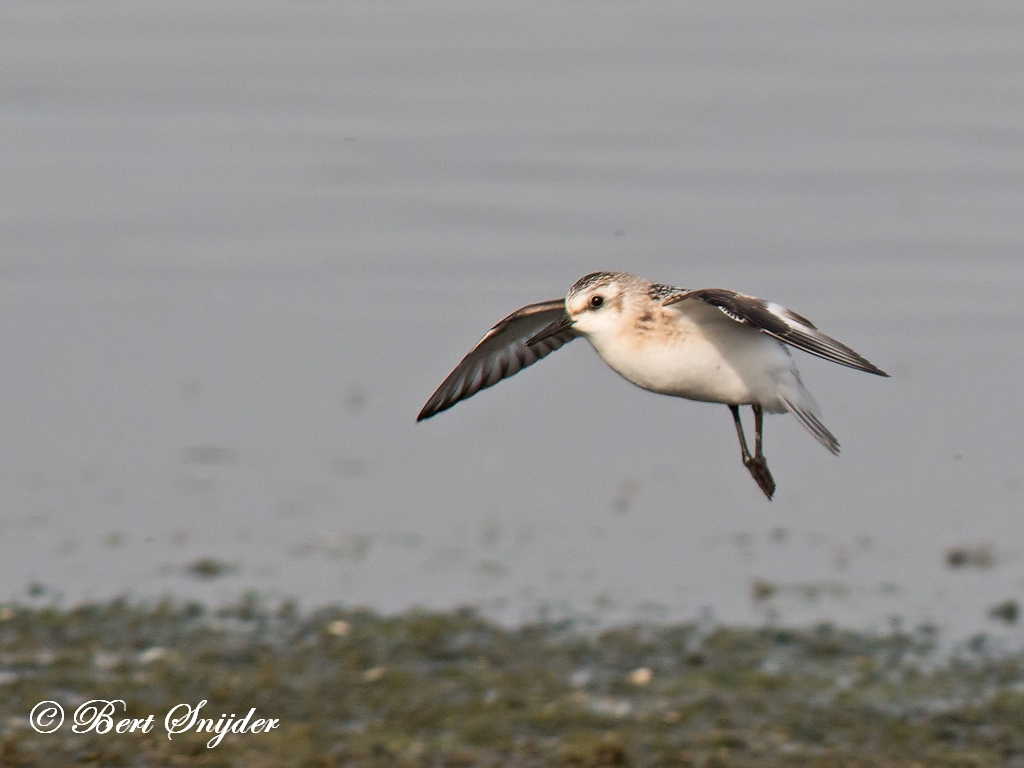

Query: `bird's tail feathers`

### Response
(778, 387, 840, 456)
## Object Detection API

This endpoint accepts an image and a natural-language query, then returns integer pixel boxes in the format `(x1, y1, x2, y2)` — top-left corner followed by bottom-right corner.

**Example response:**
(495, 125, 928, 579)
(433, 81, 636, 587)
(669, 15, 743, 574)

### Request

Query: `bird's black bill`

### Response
(526, 313, 574, 347)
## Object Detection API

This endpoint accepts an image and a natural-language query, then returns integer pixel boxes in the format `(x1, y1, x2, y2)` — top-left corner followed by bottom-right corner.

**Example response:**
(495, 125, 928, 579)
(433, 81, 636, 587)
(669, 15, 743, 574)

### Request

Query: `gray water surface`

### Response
(1, 1, 1023, 640)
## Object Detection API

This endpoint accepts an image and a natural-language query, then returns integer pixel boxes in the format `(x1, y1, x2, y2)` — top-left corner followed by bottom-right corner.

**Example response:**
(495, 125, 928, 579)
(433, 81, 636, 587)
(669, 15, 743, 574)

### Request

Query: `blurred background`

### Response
(0, 0, 1022, 641)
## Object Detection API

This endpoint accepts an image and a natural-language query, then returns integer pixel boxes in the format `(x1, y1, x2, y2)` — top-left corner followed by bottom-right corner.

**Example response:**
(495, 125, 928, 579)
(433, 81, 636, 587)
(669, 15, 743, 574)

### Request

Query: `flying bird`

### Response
(418, 272, 887, 499)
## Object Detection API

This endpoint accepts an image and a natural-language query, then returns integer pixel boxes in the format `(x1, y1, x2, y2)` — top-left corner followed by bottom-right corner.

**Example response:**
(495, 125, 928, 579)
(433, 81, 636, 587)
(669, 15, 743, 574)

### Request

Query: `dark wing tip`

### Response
(866, 363, 890, 378)
(415, 365, 479, 422)
(804, 341, 890, 378)
(416, 389, 464, 423)
(825, 344, 889, 377)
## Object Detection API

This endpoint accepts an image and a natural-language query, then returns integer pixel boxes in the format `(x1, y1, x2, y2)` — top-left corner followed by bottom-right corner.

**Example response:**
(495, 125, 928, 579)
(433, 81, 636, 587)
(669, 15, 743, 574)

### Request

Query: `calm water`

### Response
(1, 1, 1023, 640)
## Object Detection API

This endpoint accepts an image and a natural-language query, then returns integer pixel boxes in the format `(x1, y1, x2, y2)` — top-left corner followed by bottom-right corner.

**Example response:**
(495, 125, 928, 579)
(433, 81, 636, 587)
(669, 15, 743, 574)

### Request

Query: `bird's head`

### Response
(526, 271, 644, 348)
(563, 271, 635, 338)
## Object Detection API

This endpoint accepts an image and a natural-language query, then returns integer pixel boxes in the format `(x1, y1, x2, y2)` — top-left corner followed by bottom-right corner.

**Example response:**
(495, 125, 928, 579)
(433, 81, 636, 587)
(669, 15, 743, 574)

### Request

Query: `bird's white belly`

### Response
(588, 315, 793, 409)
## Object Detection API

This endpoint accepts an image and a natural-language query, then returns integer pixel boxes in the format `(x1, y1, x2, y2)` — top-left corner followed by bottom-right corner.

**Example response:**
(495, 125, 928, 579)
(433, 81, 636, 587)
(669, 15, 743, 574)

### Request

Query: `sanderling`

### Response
(418, 271, 887, 499)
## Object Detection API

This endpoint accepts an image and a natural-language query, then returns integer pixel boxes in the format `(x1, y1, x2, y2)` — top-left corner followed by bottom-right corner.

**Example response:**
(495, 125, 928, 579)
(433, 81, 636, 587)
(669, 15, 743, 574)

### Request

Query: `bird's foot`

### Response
(743, 455, 776, 500)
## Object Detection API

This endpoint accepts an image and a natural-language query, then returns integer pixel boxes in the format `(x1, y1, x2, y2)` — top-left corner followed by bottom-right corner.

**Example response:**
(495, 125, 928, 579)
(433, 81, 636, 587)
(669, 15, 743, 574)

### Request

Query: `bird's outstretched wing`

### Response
(664, 288, 888, 377)
(417, 299, 580, 421)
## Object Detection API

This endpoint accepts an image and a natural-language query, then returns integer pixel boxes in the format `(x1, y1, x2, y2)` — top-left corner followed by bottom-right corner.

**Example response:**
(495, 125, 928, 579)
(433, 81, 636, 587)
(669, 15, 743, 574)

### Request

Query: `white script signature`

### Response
(29, 699, 280, 748)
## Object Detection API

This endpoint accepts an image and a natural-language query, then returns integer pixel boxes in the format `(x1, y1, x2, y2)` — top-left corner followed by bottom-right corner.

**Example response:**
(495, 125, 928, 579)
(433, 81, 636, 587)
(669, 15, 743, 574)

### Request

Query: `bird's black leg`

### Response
(730, 405, 753, 462)
(729, 404, 776, 500)
(748, 404, 776, 499)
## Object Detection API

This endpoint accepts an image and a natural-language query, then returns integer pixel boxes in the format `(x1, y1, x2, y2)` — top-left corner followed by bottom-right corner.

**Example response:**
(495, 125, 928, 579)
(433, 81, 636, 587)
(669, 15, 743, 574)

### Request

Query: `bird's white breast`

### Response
(584, 302, 795, 408)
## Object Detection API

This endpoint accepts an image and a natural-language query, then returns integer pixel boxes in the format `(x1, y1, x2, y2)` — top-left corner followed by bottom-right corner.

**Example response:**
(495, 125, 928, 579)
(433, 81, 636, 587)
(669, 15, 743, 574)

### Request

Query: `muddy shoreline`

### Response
(2, 598, 1022, 766)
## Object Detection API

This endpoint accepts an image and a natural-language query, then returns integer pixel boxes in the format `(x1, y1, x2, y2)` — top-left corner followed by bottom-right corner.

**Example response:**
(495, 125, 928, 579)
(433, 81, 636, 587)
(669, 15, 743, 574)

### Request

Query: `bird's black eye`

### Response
(589, 295, 604, 309)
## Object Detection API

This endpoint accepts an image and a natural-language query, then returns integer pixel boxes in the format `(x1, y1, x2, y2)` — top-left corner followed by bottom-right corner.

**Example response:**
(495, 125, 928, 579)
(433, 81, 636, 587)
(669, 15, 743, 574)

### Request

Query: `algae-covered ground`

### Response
(1, 598, 1024, 767)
